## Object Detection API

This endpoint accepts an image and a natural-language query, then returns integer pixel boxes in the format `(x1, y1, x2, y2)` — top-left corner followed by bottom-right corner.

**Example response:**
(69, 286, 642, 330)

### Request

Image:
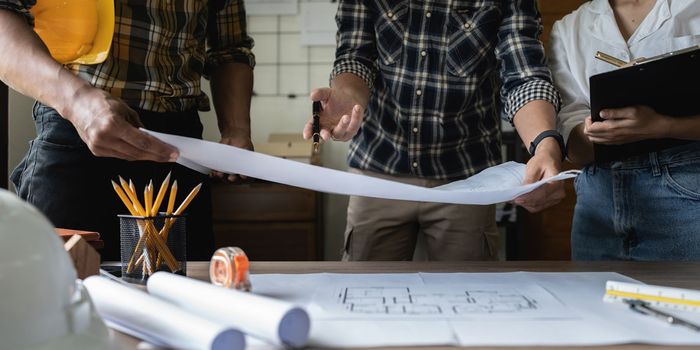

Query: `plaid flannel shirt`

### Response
(1, 0, 255, 112)
(334, 0, 560, 180)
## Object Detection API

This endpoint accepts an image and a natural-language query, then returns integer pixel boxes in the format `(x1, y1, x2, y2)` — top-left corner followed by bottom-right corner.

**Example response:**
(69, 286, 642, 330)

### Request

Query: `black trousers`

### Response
(11, 102, 215, 261)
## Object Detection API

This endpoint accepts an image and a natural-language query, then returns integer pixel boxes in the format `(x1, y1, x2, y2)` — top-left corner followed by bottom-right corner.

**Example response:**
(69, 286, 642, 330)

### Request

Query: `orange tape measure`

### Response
(209, 247, 251, 291)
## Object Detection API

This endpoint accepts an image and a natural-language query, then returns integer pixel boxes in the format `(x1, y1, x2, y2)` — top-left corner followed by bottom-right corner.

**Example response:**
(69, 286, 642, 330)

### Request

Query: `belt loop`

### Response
(649, 151, 661, 176)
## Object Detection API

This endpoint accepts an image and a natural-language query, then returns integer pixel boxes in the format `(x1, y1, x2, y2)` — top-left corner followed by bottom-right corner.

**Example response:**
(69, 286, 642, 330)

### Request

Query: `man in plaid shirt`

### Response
(304, 0, 566, 260)
(0, 0, 254, 260)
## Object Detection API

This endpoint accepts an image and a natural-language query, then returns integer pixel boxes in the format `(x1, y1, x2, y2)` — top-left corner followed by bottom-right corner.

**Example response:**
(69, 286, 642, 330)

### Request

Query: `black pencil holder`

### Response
(119, 214, 187, 284)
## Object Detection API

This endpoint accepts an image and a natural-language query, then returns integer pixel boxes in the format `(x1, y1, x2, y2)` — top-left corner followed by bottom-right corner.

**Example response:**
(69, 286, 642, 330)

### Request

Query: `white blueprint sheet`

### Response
(146, 130, 579, 205)
(248, 272, 700, 348)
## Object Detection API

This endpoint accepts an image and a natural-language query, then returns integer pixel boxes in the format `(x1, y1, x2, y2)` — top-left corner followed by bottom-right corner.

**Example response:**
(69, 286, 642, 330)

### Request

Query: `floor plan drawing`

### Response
(338, 287, 538, 315)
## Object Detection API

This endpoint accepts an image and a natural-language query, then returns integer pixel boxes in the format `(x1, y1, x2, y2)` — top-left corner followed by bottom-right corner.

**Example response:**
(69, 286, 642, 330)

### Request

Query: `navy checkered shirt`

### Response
(333, 0, 560, 180)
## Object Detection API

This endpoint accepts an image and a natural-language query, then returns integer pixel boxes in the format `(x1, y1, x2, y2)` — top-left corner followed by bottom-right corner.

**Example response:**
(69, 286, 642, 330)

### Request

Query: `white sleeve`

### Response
(548, 21, 591, 147)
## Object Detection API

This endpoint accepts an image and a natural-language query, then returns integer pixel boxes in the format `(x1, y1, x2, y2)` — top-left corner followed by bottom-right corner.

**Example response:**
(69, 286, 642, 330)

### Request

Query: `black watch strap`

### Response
(529, 130, 566, 161)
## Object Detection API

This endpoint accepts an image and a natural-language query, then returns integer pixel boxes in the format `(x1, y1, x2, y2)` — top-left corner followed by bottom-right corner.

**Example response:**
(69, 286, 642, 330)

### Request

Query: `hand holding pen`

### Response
(303, 87, 365, 143)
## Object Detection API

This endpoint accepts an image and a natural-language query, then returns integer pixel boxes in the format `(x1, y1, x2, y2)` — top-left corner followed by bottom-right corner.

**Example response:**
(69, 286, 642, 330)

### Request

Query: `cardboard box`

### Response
(256, 133, 321, 165)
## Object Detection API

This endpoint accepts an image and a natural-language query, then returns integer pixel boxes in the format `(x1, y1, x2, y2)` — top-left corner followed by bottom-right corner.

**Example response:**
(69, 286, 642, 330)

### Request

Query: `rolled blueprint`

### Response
(148, 272, 311, 347)
(83, 276, 245, 350)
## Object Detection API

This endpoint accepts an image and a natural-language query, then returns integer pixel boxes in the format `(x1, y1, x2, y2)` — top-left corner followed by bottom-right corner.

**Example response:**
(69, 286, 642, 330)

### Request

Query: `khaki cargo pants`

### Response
(342, 168, 499, 261)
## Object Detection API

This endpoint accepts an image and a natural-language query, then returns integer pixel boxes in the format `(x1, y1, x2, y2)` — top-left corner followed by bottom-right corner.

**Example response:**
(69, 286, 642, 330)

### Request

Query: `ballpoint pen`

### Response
(595, 51, 628, 67)
(312, 101, 322, 153)
(625, 299, 700, 332)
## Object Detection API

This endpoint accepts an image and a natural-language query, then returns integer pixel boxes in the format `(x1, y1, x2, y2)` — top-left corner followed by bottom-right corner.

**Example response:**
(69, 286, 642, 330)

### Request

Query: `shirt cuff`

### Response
(0, 2, 34, 26)
(332, 59, 376, 91)
(504, 79, 561, 124)
(557, 110, 589, 146)
(204, 47, 255, 78)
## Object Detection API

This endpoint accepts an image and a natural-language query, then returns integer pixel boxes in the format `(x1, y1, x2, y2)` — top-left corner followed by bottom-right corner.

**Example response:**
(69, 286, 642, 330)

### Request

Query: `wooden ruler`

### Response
(605, 280, 700, 312)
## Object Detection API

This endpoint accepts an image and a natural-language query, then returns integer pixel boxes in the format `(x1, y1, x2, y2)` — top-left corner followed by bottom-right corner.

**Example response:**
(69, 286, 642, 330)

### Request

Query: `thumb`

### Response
(522, 162, 541, 185)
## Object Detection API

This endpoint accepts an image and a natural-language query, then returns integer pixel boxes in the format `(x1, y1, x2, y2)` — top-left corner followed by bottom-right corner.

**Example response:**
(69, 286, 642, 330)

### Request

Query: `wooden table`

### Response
(110, 261, 700, 349)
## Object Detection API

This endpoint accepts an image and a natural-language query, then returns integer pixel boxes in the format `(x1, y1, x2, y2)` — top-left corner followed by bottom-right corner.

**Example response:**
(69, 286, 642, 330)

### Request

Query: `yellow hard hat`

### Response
(30, 0, 114, 65)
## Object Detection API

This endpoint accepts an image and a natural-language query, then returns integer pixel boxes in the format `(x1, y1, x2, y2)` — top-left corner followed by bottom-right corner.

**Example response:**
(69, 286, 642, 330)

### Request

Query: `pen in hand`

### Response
(312, 101, 322, 153)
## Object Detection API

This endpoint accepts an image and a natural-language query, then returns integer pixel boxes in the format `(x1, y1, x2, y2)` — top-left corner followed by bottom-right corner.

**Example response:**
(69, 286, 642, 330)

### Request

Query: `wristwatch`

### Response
(528, 130, 566, 161)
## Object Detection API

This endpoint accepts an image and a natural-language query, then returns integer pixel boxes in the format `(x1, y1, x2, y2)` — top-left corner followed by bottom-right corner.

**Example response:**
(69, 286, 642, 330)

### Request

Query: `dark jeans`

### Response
(572, 141, 700, 261)
(11, 102, 215, 261)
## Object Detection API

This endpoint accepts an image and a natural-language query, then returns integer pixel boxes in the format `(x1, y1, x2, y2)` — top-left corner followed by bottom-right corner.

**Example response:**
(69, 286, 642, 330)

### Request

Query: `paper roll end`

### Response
(211, 328, 246, 350)
(278, 307, 311, 348)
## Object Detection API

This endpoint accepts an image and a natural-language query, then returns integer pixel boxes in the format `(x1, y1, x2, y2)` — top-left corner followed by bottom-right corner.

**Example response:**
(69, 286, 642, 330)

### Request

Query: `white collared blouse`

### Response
(549, 0, 700, 145)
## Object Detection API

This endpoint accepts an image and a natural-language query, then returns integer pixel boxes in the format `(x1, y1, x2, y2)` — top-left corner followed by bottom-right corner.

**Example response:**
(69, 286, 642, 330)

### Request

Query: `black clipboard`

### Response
(589, 45, 700, 163)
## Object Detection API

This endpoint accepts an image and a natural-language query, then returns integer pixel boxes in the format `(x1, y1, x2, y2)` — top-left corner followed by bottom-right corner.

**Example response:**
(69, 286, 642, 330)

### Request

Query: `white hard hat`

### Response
(0, 189, 112, 350)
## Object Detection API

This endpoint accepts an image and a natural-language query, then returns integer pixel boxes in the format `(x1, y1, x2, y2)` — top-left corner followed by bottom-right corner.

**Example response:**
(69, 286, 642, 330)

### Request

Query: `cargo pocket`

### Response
(446, 4, 501, 77)
(341, 226, 355, 261)
(9, 142, 31, 194)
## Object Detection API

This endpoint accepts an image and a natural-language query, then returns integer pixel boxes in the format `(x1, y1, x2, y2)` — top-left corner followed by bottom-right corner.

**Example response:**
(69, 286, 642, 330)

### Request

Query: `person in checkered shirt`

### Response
(304, 0, 566, 261)
(0, 0, 254, 261)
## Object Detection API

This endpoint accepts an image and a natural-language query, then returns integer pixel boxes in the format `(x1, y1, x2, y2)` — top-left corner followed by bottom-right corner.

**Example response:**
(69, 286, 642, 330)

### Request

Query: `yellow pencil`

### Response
(111, 181, 137, 216)
(151, 172, 171, 217)
(167, 180, 178, 216)
(119, 178, 178, 272)
(116, 178, 153, 273)
(144, 181, 153, 219)
(174, 183, 202, 215)
(145, 179, 178, 269)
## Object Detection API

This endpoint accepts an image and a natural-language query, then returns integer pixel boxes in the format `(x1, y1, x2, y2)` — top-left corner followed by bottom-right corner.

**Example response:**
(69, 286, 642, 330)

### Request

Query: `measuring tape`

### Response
(209, 246, 252, 292)
(604, 280, 700, 312)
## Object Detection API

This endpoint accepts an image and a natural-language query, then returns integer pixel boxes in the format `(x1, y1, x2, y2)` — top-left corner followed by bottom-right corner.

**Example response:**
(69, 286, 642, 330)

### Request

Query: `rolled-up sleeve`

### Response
(0, 0, 35, 25)
(331, 0, 377, 90)
(205, 0, 255, 76)
(495, 0, 560, 123)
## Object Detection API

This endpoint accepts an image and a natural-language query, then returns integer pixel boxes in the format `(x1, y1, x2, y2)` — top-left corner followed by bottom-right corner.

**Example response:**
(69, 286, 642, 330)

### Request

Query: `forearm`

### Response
(0, 10, 91, 117)
(210, 62, 253, 138)
(512, 100, 562, 160)
(330, 72, 370, 108)
(667, 114, 700, 140)
(566, 123, 594, 166)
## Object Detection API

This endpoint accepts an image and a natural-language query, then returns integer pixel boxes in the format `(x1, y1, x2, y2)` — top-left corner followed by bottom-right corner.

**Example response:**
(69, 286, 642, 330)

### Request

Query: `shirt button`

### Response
(464, 22, 473, 30)
(416, 89, 422, 96)
(387, 11, 394, 19)
(412, 162, 418, 168)
(426, 12, 431, 18)
(420, 50, 427, 57)
(412, 127, 418, 133)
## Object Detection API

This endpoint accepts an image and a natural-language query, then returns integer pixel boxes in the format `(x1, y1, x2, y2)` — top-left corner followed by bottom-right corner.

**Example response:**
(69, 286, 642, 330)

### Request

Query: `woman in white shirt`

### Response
(549, 0, 700, 260)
